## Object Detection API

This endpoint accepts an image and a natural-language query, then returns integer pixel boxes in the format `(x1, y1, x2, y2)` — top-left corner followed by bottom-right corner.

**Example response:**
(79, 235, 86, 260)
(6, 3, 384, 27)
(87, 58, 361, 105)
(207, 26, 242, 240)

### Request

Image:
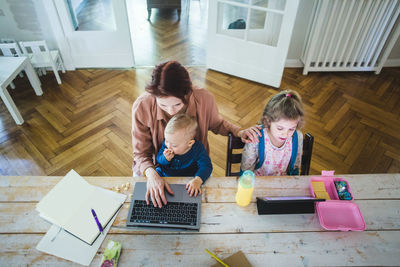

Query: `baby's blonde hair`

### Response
(261, 89, 305, 129)
(165, 114, 198, 139)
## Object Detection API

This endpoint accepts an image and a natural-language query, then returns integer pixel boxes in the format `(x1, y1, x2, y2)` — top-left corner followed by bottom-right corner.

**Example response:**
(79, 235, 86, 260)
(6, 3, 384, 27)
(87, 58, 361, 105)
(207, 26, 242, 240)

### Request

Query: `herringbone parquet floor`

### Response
(1, 67, 399, 176)
(128, 0, 207, 66)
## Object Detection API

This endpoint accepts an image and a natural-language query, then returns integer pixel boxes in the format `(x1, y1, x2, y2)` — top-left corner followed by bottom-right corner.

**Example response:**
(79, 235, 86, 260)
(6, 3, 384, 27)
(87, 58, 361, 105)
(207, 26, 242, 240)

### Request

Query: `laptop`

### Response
(126, 182, 201, 230)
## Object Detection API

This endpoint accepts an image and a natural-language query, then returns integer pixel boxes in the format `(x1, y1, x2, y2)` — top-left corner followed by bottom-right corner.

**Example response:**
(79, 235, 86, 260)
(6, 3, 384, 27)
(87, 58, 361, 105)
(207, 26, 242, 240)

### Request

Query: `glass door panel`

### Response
(251, 0, 286, 10)
(217, 3, 248, 40)
(248, 10, 283, 46)
(229, 0, 250, 4)
(65, 0, 116, 31)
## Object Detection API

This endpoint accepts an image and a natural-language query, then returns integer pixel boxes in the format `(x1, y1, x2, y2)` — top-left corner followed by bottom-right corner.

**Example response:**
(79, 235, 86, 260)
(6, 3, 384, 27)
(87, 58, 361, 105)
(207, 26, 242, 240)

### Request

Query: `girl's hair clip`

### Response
(286, 93, 291, 98)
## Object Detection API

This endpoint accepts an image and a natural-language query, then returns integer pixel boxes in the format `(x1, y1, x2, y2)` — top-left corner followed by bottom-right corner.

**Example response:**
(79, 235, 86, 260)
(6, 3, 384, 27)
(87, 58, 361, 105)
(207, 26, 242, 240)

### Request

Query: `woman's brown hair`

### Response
(145, 61, 193, 103)
(261, 89, 305, 129)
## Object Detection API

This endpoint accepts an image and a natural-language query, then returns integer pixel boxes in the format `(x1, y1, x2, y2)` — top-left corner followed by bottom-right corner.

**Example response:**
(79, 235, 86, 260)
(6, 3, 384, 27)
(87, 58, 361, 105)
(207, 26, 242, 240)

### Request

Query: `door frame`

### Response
(43, 0, 75, 70)
(43, 0, 135, 70)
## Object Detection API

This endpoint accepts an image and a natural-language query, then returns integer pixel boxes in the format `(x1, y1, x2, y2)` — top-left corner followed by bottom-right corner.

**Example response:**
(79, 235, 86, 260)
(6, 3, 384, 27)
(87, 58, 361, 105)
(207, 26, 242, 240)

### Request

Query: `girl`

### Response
(241, 90, 305, 176)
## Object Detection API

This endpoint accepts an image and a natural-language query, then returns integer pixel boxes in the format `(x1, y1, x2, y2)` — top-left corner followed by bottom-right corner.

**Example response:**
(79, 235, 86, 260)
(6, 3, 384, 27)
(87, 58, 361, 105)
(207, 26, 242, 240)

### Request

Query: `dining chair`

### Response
(1, 38, 17, 43)
(19, 40, 66, 84)
(225, 132, 314, 176)
(0, 42, 23, 57)
(300, 133, 314, 176)
(225, 132, 246, 177)
(0, 42, 25, 89)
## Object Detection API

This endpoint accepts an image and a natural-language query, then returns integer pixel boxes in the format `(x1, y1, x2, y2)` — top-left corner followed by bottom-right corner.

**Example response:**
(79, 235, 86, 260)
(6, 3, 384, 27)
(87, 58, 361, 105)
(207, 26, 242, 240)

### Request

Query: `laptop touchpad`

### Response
(166, 184, 185, 202)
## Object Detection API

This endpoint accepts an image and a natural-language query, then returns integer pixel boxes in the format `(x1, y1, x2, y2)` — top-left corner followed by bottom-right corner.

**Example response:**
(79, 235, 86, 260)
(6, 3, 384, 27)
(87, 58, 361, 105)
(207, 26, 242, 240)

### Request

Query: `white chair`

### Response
(0, 42, 24, 89)
(0, 42, 23, 57)
(1, 38, 17, 43)
(19, 40, 66, 85)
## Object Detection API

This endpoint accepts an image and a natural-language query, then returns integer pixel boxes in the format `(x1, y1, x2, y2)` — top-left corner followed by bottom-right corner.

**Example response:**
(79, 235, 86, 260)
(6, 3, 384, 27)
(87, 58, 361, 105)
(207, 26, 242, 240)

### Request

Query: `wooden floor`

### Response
(1, 67, 399, 176)
(127, 0, 207, 66)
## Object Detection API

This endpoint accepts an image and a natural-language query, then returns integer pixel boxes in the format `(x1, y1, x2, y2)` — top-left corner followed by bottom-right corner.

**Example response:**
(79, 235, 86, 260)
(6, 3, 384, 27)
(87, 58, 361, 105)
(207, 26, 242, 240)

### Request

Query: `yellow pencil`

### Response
(205, 249, 229, 267)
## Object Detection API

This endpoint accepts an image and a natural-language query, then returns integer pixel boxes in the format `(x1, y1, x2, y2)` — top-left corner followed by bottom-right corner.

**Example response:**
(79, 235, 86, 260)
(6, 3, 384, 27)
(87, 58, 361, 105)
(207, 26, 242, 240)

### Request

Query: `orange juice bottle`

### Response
(235, 170, 255, 207)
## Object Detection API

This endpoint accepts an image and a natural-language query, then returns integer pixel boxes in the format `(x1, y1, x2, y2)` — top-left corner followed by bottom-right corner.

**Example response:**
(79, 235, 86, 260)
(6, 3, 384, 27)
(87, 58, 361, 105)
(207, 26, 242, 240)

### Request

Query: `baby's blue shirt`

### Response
(156, 140, 213, 182)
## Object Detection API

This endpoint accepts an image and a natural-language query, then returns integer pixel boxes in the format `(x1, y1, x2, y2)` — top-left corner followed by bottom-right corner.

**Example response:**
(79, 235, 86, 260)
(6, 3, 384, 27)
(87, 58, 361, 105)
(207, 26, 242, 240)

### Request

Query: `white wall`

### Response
(388, 36, 400, 58)
(286, 0, 315, 61)
(0, 0, 57, 48)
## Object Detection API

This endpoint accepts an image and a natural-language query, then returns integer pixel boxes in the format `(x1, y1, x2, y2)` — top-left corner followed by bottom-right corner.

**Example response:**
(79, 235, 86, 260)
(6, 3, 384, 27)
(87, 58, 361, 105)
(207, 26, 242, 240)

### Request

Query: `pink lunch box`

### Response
(309, 170, 366, 231)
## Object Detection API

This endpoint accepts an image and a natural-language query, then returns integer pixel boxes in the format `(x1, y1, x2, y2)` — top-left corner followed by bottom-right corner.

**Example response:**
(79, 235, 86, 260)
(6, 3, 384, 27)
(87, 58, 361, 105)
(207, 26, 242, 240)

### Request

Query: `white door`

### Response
(206, 0, 299, 87)
(53, 0, 134, 68)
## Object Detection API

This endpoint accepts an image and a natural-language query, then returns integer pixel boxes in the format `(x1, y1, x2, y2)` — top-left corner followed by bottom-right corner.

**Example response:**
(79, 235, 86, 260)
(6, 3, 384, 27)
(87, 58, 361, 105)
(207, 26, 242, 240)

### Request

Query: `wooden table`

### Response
(0, 56, 42, 125)
(1, 174, 399, 266)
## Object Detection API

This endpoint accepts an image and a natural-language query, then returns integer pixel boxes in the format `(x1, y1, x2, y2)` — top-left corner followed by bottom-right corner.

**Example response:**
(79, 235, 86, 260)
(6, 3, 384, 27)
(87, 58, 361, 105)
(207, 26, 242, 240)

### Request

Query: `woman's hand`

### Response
(238, 125, 262, 143)
(145, 167, 174, 208)
(186, 177, 203, 197)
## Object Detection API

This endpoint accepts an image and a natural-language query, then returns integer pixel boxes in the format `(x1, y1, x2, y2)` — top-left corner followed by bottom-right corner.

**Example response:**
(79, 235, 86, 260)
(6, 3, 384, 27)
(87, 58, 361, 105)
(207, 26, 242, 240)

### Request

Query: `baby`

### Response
(156, 114, 213, 197)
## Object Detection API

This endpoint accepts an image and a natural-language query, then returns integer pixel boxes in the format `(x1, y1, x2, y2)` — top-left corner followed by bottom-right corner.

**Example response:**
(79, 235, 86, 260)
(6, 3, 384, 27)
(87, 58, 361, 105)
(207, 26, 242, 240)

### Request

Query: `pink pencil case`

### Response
(309, 171, 366, 231)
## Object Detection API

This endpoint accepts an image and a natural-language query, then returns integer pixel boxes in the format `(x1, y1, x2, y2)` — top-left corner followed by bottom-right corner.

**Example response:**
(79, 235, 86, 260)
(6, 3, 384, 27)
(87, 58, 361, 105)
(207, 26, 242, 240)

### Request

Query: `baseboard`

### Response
(284, 58, 400, 68)
(383, 59, 400, 67)
(284, 59, 304, 68)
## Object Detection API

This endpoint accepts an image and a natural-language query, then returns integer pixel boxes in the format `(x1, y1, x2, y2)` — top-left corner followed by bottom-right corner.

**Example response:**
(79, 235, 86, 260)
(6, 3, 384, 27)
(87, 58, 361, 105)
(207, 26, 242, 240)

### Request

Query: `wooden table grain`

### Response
(0, 174, 399, 266)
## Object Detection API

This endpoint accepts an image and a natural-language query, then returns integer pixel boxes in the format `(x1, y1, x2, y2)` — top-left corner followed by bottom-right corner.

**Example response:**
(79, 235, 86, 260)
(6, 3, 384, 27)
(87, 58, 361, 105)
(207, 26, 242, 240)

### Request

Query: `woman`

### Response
(132, 61, 260, 208)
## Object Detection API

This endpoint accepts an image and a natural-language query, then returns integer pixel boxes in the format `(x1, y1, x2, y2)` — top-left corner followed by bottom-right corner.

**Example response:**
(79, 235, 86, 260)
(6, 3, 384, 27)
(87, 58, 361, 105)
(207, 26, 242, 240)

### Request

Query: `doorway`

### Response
(54, 0, 134, 68)
(126, 0, 208, 66)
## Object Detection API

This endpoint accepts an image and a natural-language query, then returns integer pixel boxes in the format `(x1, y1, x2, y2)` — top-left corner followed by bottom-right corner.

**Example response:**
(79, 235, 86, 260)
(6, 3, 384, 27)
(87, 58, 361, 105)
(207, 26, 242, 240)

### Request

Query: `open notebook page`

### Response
(36, 169, 123, 244)
(64, 186, 122, 244)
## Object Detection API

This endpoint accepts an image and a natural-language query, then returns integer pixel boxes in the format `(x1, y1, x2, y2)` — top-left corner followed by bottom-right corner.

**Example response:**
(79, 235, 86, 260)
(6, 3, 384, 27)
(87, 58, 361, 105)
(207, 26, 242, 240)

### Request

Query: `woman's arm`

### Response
(132, 99, 173, 208)
(131, 122, 153, 171)
(132, 97, 157, 176)
(203, 91, 261, 142)
(201, 90, 241, 136)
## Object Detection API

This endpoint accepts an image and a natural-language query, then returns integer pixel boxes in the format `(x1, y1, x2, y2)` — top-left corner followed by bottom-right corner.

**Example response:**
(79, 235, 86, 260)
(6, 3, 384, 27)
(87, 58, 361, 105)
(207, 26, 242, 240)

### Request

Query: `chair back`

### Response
(225, 133, 245, 176)
(225, 132, 314, 176)
(0, 42, 23, 57)
(1, 38, 17, 43)
(19, 40, 49, 54)
(300, 133, 314, 175)
(19, 40, 52, 64)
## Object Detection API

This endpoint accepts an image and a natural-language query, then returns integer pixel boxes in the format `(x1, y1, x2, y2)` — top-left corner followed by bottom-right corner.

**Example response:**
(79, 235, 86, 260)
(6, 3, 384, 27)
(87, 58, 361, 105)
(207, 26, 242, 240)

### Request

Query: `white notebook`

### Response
(36, 169, 124, 245)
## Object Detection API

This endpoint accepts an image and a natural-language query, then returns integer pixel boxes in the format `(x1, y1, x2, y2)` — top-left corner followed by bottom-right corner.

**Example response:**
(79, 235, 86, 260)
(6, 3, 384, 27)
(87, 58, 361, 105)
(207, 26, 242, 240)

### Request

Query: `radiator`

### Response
(302, 0, 400, 75)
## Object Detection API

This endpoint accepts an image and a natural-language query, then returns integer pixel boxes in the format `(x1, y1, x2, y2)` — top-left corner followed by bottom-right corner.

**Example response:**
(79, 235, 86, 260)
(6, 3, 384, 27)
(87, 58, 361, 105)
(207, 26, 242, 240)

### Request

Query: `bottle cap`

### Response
(240, 170, 255, 188)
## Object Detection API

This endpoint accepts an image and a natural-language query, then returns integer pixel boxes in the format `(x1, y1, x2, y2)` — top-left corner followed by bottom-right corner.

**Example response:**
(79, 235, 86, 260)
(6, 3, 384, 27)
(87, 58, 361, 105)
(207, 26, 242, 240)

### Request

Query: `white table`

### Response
(1, 174, 399, 266)
(0, 56, 42, 125)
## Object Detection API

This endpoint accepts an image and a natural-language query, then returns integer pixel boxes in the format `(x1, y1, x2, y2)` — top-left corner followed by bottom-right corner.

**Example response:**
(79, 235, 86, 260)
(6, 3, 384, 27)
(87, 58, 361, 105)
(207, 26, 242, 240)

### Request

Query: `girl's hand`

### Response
(163, 149, 174, 161)
(239, 125, 262, 143)
(186, 177, 203, 197)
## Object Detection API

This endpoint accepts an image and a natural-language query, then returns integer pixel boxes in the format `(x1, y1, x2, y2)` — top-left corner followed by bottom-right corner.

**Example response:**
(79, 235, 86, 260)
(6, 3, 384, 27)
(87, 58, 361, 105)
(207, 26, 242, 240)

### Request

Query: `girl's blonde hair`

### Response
(165, 114, 198, 139)
(261, 89, 305, 129)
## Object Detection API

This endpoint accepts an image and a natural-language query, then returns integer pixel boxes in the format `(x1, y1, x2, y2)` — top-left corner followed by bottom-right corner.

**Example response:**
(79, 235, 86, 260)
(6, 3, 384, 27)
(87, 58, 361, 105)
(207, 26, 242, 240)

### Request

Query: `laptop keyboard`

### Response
(129, 200, 198, 226)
